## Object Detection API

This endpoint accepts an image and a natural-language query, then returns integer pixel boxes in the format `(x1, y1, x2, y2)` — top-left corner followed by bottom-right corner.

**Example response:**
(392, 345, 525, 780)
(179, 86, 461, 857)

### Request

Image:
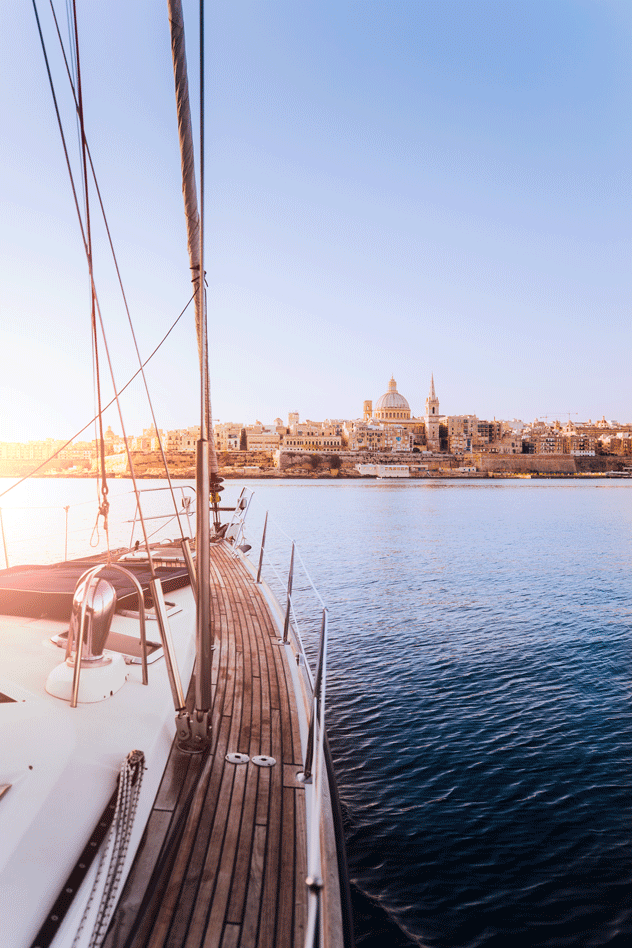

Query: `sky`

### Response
(1, 0, 631, 442)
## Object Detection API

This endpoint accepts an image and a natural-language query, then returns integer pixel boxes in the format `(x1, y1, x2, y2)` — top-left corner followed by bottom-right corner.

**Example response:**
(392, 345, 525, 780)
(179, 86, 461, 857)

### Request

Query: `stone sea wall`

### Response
(472, 454, 629, 475)
(473, 454, 577, 474)
(2, 450, 629, 480)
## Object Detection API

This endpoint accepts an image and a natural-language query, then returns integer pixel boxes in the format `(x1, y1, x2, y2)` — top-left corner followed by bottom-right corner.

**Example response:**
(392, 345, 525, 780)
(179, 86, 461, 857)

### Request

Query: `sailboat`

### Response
(0, 2, 351, 946)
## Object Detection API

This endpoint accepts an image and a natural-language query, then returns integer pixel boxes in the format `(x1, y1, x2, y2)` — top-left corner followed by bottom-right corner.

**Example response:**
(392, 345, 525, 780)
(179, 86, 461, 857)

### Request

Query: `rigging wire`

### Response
(71, 0, 106, 559)
(198, 0, 221, 530)
(31, 0, 89, 257)
(198, 0, 222, 530)
(29, 1, 193, 561)
(199, 0, 208, 442)
(0, 296, 192, 502)
(46, 0, 187, 543)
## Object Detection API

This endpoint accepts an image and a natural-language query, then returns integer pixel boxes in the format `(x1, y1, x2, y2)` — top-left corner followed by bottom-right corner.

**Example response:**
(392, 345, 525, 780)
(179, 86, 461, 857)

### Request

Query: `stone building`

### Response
(131, 425, 166, 452)
(245, 423, 283, 452)
(0, 438, 67, 460)
(446, 415, 477, 454)
(164, 427, 200, 452)
(214, 423, 243, 452)
(598, 433, 632, 455)
(345, 422, 413, 452)
(277, 414, 342, 452)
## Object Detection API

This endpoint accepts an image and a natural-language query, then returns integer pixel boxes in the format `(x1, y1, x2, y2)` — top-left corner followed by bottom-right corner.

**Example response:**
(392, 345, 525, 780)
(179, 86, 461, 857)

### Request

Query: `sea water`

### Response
(1, 476, 630, 947)
(240, 478, 632, 948)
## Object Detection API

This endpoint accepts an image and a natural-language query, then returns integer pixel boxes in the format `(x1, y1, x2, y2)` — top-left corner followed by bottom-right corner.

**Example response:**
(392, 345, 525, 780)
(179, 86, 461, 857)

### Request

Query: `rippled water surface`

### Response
(2, 477, 631, 946)
(242, 478, 632, 948)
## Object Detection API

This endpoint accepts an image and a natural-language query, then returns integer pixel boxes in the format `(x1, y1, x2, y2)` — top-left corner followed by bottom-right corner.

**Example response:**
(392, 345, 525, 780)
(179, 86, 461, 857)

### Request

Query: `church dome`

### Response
(375, 376, 410, 411)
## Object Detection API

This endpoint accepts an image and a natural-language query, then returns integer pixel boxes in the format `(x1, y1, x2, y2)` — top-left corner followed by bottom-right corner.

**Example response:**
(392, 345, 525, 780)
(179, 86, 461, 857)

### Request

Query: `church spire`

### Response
(425, 374, 440, 450)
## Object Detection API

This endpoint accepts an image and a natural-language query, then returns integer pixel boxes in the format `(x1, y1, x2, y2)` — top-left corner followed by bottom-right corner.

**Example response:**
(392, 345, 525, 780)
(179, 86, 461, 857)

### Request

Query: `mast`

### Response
(167, 0, 214, 750)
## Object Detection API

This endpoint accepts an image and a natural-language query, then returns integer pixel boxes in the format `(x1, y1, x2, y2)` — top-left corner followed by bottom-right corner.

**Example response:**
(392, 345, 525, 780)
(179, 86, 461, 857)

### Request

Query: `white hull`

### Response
(0, 582, 196, 948)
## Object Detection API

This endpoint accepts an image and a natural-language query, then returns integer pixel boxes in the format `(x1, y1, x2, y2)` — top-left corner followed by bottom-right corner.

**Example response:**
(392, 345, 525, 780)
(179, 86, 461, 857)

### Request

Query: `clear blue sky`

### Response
(1, 1, 631, 442)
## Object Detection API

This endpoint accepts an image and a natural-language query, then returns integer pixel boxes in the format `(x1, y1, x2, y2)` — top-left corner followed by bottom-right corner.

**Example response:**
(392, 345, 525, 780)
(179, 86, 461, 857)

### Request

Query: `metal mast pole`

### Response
(168, 0, 212, 750)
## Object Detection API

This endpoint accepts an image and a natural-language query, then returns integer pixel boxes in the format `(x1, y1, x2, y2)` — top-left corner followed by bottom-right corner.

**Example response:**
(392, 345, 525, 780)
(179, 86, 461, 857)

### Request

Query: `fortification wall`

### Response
(276, 450, 451, 473)
(473, 455, 577, 474)
(574, 456, 629, 473)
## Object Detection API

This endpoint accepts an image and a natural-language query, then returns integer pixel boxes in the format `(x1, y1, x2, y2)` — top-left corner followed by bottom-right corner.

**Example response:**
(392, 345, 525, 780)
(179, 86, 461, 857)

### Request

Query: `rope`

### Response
(72, 750, 145, 948)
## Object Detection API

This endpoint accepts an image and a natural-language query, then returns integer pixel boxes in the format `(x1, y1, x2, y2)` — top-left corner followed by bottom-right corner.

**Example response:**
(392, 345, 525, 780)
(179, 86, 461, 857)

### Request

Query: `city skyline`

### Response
(2, 2, 631, 443)
(1, 366, 632, 448)
(2, 369, 631, 452)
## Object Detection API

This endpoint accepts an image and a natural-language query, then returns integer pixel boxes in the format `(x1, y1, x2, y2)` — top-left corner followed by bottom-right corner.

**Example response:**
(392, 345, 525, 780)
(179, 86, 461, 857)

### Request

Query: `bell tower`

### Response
(424, 374, 440, 450)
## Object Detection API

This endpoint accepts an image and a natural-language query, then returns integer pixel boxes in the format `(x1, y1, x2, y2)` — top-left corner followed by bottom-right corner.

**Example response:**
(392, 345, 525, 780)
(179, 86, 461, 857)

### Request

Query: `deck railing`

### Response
(0, 484, 197, 568)
(237, 498, 334, 948)
(126, 484, 196, 549)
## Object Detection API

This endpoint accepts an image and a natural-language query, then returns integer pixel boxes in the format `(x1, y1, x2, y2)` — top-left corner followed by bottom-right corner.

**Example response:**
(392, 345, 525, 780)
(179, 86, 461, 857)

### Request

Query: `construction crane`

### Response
(537, 411, 578, 423)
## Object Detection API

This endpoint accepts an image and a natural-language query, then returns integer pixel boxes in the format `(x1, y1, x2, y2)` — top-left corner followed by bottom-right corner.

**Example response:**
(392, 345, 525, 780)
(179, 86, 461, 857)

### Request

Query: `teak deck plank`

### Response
(278, 786, 297, 945)
(294, 786, 308, 947)
(104, 541, 308, 948)
(240, 823, 267, 946)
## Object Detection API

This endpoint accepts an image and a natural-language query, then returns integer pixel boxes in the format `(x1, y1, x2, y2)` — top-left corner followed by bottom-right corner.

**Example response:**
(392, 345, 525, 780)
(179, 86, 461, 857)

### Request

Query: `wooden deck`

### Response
(103, 542, 309, 948)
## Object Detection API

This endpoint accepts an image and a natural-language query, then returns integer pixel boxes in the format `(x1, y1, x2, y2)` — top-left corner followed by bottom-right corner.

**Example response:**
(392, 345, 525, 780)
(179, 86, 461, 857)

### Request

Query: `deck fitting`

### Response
(252, 755, 276, 767)
(306, 875, 323, 891)
(225, 752, 250, 764)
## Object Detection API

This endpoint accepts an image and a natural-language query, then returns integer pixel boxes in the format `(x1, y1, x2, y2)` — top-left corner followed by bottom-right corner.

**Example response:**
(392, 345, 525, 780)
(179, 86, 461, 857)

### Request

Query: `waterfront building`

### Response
(476, 419, 503, 445)
(448, 431, 473, 455)
(323, 419, 347, 443)
(129, 425, 166, 453)
(277, 414, 343, 453)
(535, 433, 565, 454)
(58, 441, 95, 462)
(164, 426, 200, 452)
(345, 421, 413, 452)
(0, 438, 67, 461)
(446, 415, 477, 454)
(281, 431, 343, 452)
(561, 422, 596, 456)
(214, 422, 244, 451)
(598, 433, 632, 455)
(245, 423, 283, 452)
(103, 426, 126, 454)
(489, 434, 522, 454)
(344, 422, 385, 452)
(355, 463, 411, 478)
